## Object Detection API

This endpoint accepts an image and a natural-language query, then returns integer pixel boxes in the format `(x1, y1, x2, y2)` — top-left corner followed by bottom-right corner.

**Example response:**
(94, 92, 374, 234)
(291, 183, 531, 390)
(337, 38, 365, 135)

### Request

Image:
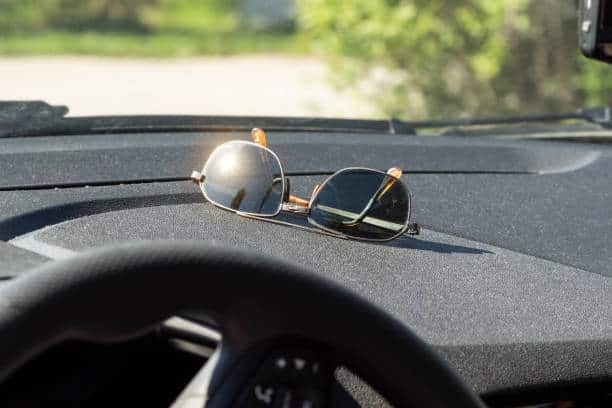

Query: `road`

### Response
(0, 55, 376, 118)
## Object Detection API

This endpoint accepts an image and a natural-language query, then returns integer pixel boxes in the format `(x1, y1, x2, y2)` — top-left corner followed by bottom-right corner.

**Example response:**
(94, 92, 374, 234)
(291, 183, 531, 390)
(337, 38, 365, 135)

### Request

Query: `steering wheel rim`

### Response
(0, 241, 484, 407)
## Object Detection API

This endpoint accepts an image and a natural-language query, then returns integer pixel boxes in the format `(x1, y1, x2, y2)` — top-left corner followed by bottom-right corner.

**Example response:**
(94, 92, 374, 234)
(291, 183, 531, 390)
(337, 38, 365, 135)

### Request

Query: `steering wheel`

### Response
(0, 241, 484, 407)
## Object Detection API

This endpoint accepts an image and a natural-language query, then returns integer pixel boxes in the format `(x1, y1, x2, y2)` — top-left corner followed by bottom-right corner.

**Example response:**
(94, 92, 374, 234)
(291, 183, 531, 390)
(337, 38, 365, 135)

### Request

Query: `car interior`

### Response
(1, 1, 612, 407)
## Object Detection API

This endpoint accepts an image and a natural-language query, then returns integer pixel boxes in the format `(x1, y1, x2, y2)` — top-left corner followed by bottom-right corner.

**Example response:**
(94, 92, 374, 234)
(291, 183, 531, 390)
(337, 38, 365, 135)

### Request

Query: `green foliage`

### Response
(50, 0, 158, 31)
(0, 0, 159, 32)
(0, 31, 307, 57)
(0, 0, 305, 56)
(0, 0, 271, 34)
(142, 0, 240, 34)
(297, 0, 612, 118)
(0, 0, 52, 31)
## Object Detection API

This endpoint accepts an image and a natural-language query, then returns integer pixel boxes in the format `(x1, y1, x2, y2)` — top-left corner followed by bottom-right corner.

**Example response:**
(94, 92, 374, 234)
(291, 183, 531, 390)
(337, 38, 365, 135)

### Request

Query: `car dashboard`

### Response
(1, 129, 611, 407)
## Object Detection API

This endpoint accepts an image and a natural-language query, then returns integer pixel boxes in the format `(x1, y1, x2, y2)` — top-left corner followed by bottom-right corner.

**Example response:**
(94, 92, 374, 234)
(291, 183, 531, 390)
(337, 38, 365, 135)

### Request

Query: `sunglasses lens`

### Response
(202, 142, 284, 215)
(308, 169, 410, 240)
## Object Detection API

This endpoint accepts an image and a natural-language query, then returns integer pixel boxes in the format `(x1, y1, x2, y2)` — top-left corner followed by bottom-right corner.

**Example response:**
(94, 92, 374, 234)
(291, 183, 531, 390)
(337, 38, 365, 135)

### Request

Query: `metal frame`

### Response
(192, 140, 286, 218)
(304, 167, 413, 242)
(192, 144, 416, 242)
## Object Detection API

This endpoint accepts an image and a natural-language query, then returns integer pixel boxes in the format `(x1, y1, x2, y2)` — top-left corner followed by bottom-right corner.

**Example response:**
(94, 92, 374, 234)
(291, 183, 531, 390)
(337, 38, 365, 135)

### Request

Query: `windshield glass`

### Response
(1, 1, 610, 120)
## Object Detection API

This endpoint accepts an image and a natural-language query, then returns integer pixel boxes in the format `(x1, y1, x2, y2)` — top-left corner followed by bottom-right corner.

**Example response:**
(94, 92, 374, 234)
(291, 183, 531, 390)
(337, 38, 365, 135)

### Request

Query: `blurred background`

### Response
(1, 0, 611, 119)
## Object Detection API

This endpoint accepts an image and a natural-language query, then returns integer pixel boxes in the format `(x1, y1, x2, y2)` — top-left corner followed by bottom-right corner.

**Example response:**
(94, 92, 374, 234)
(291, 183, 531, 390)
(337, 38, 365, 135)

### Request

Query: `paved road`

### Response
(0, 55, 376, 118)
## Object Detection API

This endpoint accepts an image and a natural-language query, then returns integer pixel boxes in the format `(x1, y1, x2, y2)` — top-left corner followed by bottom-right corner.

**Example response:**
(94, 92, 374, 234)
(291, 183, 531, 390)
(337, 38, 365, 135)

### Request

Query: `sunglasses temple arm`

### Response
(282, 202, 310, 214)
(341, 179, 390, 226)
(288, 183, 320, 207)
(287, 195, 309, 207)
(341, 167, 402, 227)
(252, 128, 317, 209)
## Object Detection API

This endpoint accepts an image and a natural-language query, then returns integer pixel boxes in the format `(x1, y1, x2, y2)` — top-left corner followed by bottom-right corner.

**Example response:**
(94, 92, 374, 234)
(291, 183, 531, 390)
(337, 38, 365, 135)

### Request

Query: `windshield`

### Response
(1, 1, 610, 120)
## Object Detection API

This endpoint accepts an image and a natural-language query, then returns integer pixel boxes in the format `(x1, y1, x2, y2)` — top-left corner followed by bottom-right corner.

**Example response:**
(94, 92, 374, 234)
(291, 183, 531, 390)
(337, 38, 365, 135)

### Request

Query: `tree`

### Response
(0, 0, 159, 32)
(297, 0, 612, 119)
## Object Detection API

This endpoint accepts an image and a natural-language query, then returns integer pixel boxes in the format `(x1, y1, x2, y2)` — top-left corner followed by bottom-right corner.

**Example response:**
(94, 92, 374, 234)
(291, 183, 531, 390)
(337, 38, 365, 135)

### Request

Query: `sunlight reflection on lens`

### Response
(219, 152, 238, 173)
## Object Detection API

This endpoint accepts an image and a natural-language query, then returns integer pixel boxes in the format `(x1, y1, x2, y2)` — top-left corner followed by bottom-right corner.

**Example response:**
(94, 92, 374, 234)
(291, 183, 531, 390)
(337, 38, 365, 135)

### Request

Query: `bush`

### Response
(0, 0, 159, 32)
(49, 0, 158, 31)
(297, 0, 612, 119)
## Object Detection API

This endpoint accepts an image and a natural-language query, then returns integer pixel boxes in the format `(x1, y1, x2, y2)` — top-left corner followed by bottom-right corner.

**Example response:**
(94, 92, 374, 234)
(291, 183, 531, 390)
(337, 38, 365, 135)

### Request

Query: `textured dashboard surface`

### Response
(2, 164, 612, 277)
(8, 202, 612, 394)
(1, 131, 612, 396)
(0, 131, 602, 189)
(21, 201, 612, 345)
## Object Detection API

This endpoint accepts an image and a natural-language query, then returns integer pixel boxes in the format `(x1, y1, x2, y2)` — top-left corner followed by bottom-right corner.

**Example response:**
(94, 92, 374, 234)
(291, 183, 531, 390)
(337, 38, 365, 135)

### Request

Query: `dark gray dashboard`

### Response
(1, 130, 611, 398)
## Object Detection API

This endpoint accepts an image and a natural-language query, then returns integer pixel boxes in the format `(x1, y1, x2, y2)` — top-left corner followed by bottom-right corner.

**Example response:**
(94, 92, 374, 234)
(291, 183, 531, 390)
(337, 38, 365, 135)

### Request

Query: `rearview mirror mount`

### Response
(579, 0, 612, 63)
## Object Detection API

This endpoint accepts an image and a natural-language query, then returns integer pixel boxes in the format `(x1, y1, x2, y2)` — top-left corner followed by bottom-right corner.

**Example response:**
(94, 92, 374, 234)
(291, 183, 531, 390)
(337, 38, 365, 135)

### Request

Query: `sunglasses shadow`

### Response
(380, 234, 494, 255)
(269, 212, 493, 255)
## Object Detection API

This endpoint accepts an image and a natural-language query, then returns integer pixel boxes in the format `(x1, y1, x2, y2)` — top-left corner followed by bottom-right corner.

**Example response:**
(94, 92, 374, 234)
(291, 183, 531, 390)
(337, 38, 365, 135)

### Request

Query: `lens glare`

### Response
(202, 141, 284, 215)
(308, 169, 410, 240)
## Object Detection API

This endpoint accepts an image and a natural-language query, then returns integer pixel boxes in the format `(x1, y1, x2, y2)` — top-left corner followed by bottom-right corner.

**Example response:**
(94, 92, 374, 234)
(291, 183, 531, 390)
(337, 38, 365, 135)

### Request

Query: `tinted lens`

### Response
(308, 169, 410, 240)
(202, 142, 284, 215)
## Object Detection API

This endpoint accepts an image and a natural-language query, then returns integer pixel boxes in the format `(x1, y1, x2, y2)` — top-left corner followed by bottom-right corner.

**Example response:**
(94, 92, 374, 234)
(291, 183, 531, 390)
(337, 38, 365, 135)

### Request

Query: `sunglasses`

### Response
(190, 128, 419, 241)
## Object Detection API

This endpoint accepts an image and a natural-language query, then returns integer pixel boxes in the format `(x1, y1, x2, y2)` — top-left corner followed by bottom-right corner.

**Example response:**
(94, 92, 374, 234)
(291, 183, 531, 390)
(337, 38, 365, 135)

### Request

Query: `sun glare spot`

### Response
(219, 152, 238, 173)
